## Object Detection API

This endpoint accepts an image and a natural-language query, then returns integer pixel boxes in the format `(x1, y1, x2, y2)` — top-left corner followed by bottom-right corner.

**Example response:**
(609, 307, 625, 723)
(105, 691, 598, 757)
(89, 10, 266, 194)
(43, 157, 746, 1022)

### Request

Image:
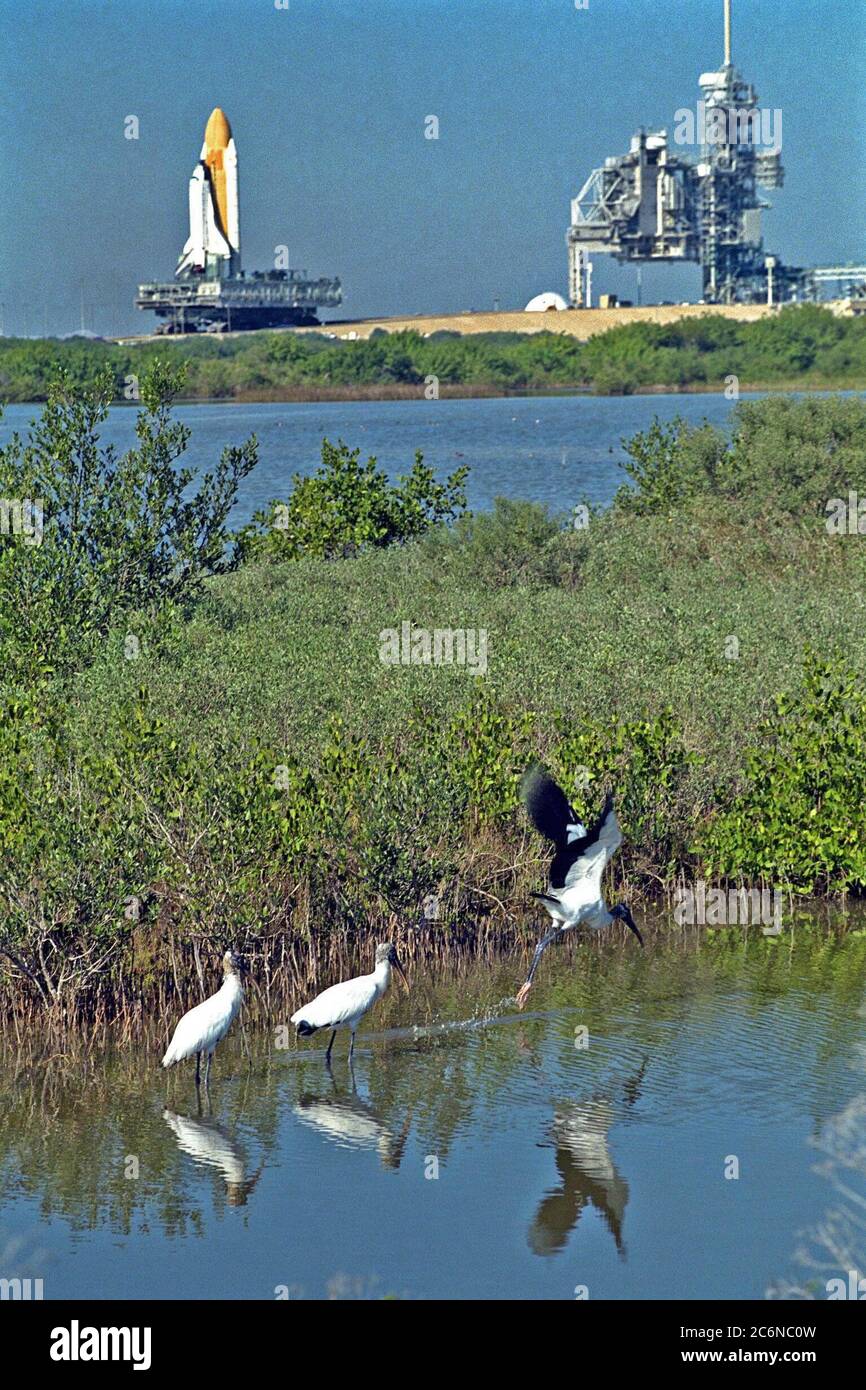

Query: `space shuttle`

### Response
(176, 107, 240, 280)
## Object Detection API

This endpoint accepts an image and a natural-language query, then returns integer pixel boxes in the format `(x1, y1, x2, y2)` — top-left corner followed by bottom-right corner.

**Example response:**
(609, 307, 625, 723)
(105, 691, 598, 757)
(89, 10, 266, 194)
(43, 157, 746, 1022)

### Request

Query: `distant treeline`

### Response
(1, 304, 864, 403)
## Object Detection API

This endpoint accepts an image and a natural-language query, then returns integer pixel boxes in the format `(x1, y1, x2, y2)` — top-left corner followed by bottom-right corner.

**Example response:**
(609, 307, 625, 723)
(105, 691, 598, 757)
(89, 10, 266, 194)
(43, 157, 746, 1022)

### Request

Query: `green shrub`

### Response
(0, 675, 696, 1010)
(722, 394, 866, 518)
(0, 363, 258, 682)
(420, 496, 579, 589)
(614, 394, 866, 521)
(699, 653, 866, 892)
(234, 438, 468, 562)
(613, 416, 727, 515)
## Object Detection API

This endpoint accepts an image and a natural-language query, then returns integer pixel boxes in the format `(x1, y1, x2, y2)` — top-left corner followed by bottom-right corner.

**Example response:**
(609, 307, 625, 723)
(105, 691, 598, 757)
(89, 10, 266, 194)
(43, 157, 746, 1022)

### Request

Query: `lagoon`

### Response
(1, 927, 864, 1301)
(0, 390, 795, 527)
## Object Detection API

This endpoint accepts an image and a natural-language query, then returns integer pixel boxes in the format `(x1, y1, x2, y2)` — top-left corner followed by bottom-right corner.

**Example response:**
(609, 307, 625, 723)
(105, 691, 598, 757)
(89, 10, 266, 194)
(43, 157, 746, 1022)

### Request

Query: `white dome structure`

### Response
(524, 292, 568, 312)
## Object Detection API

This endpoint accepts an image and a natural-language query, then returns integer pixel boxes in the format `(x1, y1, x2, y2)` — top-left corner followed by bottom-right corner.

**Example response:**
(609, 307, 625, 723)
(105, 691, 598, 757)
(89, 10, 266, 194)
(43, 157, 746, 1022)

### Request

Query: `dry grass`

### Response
(298, 303, 791, 343)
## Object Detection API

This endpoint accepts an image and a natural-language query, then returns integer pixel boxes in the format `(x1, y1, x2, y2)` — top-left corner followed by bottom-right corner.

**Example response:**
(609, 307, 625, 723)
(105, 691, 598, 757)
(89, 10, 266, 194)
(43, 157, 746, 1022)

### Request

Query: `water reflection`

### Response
(163, 1108, 264, 1207)
(529, 1058, 648, 1259)
(1, 933, 865, 1299)
(294, 1066, 412, 1171)
(768, 1000, 866, 1298)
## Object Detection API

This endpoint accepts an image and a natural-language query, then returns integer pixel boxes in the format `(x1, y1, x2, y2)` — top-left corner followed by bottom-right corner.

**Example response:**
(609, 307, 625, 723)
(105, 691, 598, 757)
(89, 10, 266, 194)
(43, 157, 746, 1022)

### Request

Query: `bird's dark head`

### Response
(376, 942, 410, 992)
(611, 904, 644, 946)
(223, 949, 248, 976)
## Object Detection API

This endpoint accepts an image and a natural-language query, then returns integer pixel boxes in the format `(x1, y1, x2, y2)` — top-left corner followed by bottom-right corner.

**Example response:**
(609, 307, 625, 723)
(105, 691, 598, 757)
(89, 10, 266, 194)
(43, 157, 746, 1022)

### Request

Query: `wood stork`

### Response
(515, 767, 643, 1009)
(162, 949, 247, 1087)
(291, 943, 410, 1062)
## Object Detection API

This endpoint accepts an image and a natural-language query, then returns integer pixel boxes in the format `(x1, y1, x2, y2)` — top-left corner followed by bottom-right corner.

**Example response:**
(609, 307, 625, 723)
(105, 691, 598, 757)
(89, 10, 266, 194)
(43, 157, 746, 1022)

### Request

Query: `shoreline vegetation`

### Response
(1, 358, 866, 1030)
(0, 305, 864, 405)
(1, 912, 862, 1059)
(132, 377, 866, 405)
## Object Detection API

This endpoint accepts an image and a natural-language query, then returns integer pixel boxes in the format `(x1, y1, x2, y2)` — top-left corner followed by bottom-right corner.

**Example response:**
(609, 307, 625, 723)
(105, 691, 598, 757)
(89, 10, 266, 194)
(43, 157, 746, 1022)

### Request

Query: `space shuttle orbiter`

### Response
(176, 107, 240, 279)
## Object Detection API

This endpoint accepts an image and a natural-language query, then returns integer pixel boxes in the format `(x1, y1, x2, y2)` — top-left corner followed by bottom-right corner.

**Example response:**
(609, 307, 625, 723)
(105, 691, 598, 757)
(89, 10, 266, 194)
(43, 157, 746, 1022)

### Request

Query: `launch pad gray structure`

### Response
(566, 0, 865, 307)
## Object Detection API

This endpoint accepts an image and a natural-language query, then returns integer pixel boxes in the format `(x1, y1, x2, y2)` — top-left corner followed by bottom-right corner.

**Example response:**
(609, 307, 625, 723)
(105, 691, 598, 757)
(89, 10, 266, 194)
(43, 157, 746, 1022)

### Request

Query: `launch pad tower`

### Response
(566, 0, 807, 305)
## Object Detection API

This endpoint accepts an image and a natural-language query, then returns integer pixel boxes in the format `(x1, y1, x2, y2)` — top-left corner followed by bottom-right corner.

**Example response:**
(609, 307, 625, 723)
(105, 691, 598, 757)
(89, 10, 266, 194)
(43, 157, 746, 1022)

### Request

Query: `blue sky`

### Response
(1, 0, 863, 335)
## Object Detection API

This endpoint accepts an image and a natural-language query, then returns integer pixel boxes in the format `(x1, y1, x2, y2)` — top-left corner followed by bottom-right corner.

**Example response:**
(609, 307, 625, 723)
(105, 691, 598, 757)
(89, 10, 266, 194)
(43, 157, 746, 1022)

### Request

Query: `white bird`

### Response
(162, 949, 247, 1086)
(515, 767, 643, 1009)
(291, 942, 410, 1063)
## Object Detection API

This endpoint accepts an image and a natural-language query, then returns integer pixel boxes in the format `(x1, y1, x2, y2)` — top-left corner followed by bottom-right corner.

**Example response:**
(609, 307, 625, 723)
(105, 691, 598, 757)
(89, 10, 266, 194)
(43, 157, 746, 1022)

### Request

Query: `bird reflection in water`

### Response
(294, 1068, 412, 1171)
(529, 1058, 649, 1259)
(162, 1106, 264, 1207)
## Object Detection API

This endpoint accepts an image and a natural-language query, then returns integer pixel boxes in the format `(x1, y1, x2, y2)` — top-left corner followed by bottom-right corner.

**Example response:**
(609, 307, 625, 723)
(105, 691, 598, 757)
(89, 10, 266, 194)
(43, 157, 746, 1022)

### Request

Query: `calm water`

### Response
(0, 391, 797, 526)
(2, 930, 865, 1301)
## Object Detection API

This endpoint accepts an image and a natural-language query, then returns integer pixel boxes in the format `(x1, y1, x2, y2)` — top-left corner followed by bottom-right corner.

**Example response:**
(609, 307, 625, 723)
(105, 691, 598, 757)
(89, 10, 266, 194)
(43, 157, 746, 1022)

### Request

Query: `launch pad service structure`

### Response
(137, 108, 342, 333)
(566, 0, 862, 307)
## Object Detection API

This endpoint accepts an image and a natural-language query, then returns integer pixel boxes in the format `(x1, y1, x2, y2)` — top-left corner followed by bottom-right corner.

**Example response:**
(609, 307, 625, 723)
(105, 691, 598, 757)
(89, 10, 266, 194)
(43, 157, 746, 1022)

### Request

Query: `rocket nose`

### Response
(205, 107, 232, 149)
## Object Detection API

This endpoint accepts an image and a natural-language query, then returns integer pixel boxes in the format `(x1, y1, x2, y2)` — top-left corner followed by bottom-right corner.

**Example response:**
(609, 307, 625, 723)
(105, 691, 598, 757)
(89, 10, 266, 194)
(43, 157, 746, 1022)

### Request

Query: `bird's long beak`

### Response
(625, 910, 644, 947)
(394, 959, 410, 993)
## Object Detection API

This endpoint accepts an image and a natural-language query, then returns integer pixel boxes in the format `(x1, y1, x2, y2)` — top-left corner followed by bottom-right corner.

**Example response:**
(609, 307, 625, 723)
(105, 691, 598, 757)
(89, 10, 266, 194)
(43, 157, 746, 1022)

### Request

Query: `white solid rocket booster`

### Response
(176, 108, 240, 279)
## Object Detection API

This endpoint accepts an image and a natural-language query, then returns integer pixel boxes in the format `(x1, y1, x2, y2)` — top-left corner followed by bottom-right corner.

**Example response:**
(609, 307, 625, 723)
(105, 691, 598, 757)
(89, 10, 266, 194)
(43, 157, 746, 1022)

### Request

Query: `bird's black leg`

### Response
(349, 1030, 356, 1063)
(195, 1052, 201, 1087)
(516, 926, 566, 1008)
(325, 1030, 337, 1063)
(204, 1052, 213, 1089)
(528, 926, 567, 984)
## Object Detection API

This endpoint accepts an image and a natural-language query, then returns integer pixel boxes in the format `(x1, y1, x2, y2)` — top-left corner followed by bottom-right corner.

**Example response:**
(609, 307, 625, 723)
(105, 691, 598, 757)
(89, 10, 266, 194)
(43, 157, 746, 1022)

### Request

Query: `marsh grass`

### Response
(0, 902, 861, 1048)
(3, 393, 866, 1025)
